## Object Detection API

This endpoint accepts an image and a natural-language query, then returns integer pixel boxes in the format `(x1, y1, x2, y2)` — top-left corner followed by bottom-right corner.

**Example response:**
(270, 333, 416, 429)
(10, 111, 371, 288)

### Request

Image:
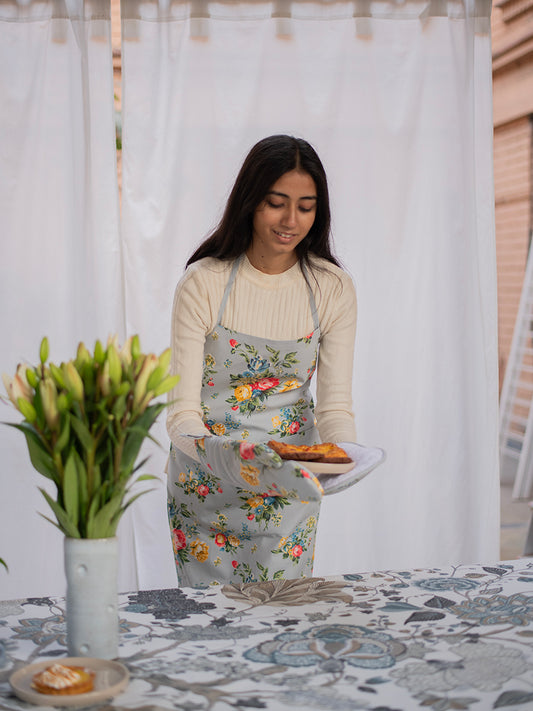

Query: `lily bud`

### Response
(25, 367, 38, 389)
(146, 365, 165, 392)
(2, 373, 16, 406)
(76, 342, 91, 368)
(119, 336, 133, 366)
(158, 347, 172, 374)
(106, 344, 122, 386)
(107, 334, 119, 349)
(17, 397, 37, 423)
(39, 336, 49, 364)
(57, 392, 69, 412)
(153, 374, 180, 398)
(133, 353, 158, 408)
(50, 363, 66, 389)
(98, 360, 112, 396)
(63, 362, 84, 401)
(94, 340, 105, 365)
(131, 334, 141, 361)
(12, 372, 33, 404)
(40, 378, 60, 431)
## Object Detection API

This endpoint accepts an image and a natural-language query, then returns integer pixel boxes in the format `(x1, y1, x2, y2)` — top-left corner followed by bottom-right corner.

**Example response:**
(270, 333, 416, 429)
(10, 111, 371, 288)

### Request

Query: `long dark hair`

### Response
(186, 135, 340, 270)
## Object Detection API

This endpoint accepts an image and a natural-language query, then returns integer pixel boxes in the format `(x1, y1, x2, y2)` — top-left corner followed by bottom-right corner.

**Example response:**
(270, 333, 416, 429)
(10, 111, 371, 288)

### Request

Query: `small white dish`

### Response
(10, 657, 129, 707)
(304, 460, 355, 475)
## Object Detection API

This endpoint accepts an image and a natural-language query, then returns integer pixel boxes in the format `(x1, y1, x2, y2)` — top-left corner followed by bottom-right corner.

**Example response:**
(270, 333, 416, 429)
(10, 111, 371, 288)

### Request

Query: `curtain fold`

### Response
(0, 0, 127, 600)
(120, 0, 499, 588)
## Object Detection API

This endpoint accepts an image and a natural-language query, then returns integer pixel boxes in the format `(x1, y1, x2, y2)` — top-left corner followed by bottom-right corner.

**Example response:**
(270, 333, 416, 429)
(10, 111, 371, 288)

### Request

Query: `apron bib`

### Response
(168, 256, 323, 586)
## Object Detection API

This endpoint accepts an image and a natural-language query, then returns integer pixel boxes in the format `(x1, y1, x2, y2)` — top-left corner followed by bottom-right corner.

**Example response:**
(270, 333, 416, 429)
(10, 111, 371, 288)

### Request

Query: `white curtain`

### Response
(0, 0, 130, 600)
(120, 0, 499, 588)
(0, 0, 498, 601)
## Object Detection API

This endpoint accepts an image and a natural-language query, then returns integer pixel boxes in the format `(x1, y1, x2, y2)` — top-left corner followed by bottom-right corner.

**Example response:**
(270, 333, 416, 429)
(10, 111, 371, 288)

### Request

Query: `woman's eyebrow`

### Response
(268, 190, 317, 200)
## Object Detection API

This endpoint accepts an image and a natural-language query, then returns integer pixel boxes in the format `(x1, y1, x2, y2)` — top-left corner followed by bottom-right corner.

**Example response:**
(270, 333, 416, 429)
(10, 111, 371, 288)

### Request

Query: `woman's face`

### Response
(249, 170, 317, 271)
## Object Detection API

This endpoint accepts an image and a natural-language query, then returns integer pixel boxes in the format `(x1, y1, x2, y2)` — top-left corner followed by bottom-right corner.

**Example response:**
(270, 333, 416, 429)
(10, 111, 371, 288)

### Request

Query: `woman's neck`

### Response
(245, 246, 299, 275)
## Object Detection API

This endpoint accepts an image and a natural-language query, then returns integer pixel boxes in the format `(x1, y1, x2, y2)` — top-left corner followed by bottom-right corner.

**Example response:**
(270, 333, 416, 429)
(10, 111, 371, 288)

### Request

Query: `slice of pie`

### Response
(267, 440, 352, 464)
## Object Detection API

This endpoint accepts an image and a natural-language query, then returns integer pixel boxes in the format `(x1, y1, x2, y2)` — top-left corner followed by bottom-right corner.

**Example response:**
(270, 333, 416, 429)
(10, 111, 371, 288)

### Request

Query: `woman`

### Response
(166, 135, 357, 586)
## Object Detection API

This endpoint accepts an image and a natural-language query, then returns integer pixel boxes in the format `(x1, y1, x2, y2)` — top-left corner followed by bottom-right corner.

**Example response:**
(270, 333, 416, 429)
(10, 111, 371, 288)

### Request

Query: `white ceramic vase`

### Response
(64, 537, 119, 659)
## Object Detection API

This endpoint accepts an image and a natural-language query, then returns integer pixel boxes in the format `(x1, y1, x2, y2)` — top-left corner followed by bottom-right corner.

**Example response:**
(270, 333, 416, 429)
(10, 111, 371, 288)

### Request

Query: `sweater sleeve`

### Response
(315, 271, 357, 443)
(166, 266, 215, 446)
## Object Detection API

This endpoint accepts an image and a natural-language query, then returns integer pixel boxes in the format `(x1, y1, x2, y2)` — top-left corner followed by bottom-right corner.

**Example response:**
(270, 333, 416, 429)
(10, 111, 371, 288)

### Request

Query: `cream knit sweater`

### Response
(166, 254, 357, 446)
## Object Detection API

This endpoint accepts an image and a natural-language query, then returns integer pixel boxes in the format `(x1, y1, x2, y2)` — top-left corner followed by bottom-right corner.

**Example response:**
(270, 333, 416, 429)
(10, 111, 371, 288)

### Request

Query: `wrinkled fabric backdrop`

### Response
(0, 0, 498, 599)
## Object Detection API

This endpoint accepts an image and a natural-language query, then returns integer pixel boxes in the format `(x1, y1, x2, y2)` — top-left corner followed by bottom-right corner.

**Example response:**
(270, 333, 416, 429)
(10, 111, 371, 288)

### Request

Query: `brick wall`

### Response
(492, 1, 533, 390)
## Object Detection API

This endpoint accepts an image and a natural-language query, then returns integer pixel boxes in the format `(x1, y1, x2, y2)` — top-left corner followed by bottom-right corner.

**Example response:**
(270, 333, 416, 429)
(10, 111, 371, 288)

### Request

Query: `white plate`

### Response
(10, 657, 129, 707)
(303, 460, 355, 475)
(310, 443, 386, 495)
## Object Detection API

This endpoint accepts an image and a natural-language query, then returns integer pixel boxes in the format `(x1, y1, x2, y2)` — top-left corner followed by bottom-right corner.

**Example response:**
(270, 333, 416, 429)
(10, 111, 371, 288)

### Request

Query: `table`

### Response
(1, 560, 533, 710)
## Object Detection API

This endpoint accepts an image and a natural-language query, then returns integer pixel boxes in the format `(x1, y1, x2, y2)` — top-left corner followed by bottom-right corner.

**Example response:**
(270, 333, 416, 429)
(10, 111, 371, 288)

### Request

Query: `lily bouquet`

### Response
(2, 336, 179, 539)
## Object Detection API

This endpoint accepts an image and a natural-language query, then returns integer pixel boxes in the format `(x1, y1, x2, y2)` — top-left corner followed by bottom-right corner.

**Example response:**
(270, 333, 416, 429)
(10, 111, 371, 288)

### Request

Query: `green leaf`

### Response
(39, 488, 80, 538)
(0, 557, 7, 572)
(5, 422, 58, 482)
(69, 416, 94, 452)
(134, 474, 159, 483)
(63, 453, 79, 528)
(86, 494, 123, 538)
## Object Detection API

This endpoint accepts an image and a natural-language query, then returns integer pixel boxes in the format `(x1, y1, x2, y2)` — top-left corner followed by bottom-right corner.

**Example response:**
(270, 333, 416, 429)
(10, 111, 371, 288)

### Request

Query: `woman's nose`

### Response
(282, 204, 297, 227)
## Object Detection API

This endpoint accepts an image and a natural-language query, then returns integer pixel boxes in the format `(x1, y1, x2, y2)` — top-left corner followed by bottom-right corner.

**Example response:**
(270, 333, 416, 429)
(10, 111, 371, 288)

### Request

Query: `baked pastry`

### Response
(267, 440, 352, 464)
(31, 663, 95, 695)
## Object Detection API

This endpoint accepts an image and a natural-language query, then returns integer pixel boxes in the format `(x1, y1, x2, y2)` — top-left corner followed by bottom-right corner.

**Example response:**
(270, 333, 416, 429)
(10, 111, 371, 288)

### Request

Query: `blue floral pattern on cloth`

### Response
(2, 562, 533, 711)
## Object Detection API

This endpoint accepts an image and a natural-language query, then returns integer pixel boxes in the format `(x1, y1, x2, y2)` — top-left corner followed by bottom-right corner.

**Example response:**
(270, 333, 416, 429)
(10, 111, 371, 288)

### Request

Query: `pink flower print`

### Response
(292, 545, 303, 558)
(214, 533, 226, 547)
(208, 381, 214, 387)
(218, 487, 223, 493)
(247, 514, 254, 520)
(231, 405, 239, 411)
(229, 339, 238, 348)
(239, 442, 256, 460)
(288, 421, 300, 434)
(232, 560, 238, 568)
(301, 469, 311, 478)
(197, 484, 210, 497)
(172, 529, 186, 552)
(255, 377, 280, 391)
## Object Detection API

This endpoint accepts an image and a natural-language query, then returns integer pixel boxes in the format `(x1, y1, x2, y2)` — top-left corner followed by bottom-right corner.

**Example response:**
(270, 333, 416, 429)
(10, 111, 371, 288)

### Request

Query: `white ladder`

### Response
(499, 243, 533, 500)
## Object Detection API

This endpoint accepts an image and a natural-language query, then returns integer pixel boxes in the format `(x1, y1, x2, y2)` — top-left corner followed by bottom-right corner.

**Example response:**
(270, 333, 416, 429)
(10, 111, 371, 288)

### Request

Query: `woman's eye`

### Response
(299, 206, 314, 213)
(267, 200, 284, 209)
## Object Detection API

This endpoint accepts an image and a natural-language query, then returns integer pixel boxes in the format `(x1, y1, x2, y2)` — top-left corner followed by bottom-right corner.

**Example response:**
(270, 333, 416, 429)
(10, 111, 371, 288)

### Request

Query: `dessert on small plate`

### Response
(9, 656, 129, 707)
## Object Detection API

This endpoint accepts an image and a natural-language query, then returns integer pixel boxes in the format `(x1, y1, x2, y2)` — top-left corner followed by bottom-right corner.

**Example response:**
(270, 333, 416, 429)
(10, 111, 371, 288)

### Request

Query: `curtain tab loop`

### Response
(353, 0, 373, 37)
(190, 0, 210, 38)
(273, 0, 293, 37)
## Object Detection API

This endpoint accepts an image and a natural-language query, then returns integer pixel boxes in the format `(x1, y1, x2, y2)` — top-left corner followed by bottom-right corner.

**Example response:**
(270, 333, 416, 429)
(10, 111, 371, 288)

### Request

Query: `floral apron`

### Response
(167, 256, 324, 586)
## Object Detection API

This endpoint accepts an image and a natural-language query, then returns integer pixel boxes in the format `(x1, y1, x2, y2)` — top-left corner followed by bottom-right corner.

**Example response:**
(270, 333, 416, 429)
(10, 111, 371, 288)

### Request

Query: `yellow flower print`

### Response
(212, 423, 226, 435)
(227, 535, 240, 547)
(271, 415, 281, 428)
(240, 464, 260, 486)
(190, 539, 209, 562)
(178, 471, 187, 483)
(211, 331, 219, 340)
(251, 544, 258, 553)
(234, 384, 253, 402)
(205, 354, 215, 367)
(214, 557, 222, 567)
(246, 496, 264, 508)
(271, 513, 282, 526)
(279, 378, 300, 393)
(241, 430, 250, 439)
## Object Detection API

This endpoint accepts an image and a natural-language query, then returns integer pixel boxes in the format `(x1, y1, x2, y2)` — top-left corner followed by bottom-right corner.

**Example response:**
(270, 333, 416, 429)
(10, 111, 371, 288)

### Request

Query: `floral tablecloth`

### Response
(1, 560, 533, 710)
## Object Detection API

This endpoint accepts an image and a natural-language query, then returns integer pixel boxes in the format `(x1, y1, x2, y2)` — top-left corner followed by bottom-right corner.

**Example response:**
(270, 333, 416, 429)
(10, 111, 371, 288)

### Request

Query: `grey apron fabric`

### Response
(167, 256, 324, 586)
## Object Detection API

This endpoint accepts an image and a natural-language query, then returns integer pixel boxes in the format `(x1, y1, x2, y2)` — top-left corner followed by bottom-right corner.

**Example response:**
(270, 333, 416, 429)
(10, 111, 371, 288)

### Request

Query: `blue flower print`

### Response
(415, 577, 480, 592)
